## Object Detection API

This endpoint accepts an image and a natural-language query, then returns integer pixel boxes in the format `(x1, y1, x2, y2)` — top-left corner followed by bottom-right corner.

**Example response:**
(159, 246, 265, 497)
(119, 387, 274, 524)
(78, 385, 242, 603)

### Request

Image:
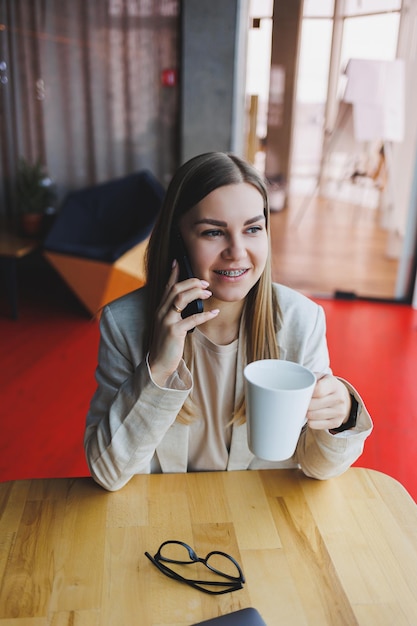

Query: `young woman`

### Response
(84, 152, 372, 491)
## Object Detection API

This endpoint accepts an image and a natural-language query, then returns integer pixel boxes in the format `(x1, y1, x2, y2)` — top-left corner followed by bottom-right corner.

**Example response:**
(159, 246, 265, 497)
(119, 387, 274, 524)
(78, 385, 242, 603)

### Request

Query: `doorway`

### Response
(246, 0, 406, 301)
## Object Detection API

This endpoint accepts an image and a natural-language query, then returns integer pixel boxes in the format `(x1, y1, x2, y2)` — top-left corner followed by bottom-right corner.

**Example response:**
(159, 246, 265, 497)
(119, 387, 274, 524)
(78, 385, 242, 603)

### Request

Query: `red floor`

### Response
(1, 256, 417, 500)
(318, 297, 417, 500)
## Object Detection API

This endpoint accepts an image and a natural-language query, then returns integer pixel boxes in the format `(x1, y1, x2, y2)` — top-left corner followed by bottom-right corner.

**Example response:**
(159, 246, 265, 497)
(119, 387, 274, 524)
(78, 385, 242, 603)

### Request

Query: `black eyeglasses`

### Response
(144, 540, 245, 595)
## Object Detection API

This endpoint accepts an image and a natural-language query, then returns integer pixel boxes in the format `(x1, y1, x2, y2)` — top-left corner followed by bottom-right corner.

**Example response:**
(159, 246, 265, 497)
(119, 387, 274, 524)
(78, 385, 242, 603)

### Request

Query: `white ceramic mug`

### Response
(244, 359, 316, 461)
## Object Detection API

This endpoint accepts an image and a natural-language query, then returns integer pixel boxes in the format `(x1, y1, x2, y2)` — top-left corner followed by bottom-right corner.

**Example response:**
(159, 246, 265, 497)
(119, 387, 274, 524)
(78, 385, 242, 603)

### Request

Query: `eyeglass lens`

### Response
(158, 541, 242, 579)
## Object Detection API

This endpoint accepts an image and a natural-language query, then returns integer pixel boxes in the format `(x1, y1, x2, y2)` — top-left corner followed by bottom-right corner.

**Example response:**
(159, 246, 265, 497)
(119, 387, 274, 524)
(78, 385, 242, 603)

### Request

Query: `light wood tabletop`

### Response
(1, 468, 416, 625)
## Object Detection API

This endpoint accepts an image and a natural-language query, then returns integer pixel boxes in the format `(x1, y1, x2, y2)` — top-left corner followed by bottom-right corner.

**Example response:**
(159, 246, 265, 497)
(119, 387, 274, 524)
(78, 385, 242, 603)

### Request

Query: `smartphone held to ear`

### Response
(175, 235, 203, 323)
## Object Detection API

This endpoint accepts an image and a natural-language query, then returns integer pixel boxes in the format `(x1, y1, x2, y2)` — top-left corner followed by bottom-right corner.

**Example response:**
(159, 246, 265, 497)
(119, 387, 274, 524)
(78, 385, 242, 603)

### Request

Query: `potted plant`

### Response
(16, 157, 55, 236)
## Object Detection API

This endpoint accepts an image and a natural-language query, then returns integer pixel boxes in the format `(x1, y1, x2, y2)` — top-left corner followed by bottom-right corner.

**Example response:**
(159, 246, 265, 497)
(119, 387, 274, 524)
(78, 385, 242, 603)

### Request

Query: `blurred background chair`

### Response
(44, 170, 164, 315)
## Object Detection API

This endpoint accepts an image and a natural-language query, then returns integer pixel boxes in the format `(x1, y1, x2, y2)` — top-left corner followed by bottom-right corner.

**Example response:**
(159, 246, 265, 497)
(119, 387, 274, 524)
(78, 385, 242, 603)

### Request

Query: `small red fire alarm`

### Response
(161, 69, 177, 87)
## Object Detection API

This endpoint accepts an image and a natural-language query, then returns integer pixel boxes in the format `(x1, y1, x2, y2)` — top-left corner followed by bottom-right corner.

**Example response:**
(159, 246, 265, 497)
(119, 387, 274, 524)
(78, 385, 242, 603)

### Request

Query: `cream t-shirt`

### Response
(187, 328, 238, 471)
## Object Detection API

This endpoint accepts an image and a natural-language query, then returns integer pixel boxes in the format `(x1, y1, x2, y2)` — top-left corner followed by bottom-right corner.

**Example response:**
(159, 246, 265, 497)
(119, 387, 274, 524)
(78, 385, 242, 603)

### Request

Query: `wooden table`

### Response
(0, 232, 39, 318)
(1, 468, 416, 625)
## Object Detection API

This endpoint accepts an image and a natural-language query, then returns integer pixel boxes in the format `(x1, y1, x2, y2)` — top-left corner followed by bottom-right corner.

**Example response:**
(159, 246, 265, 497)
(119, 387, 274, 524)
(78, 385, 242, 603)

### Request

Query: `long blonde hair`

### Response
(145, 152, 280, 422)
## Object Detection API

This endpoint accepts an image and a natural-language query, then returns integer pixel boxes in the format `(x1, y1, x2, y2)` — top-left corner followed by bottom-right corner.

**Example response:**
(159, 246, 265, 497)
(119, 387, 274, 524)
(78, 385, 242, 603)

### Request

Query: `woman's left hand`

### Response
(306, 374, 351, 431)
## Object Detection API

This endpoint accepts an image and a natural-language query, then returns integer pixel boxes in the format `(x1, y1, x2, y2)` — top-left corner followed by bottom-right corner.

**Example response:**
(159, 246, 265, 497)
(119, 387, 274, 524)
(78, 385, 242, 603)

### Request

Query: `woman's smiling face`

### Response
(179, 182, 269, 305)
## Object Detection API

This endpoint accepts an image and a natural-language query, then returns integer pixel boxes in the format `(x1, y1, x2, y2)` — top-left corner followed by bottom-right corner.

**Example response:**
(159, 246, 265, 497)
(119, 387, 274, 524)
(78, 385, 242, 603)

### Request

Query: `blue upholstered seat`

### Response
(44, 170, 164, 262)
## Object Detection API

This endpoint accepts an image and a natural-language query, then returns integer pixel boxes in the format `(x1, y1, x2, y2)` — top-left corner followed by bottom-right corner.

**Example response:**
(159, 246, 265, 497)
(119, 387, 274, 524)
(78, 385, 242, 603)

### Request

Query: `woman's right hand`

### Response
(148, 261, 219, 386)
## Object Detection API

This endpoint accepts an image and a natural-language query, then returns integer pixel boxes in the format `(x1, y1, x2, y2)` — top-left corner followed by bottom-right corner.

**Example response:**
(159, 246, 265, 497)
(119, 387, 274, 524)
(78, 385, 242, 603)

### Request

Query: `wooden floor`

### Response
(270, 193, 399, 300)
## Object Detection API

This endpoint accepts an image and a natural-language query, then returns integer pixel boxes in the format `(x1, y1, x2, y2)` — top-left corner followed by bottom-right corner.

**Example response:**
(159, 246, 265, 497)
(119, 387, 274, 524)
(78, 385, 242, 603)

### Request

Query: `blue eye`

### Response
(202, 229, 223, 237)
(246, 225, 263, 234)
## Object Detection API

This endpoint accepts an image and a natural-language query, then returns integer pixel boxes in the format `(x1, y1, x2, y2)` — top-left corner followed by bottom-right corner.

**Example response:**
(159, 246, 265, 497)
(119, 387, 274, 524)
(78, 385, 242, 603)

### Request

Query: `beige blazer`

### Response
(84, 284, 373, 490)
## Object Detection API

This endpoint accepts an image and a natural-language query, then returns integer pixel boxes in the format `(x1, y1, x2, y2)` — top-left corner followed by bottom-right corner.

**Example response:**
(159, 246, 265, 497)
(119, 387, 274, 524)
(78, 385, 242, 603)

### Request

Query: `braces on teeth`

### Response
(217, 270, 246, 276)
